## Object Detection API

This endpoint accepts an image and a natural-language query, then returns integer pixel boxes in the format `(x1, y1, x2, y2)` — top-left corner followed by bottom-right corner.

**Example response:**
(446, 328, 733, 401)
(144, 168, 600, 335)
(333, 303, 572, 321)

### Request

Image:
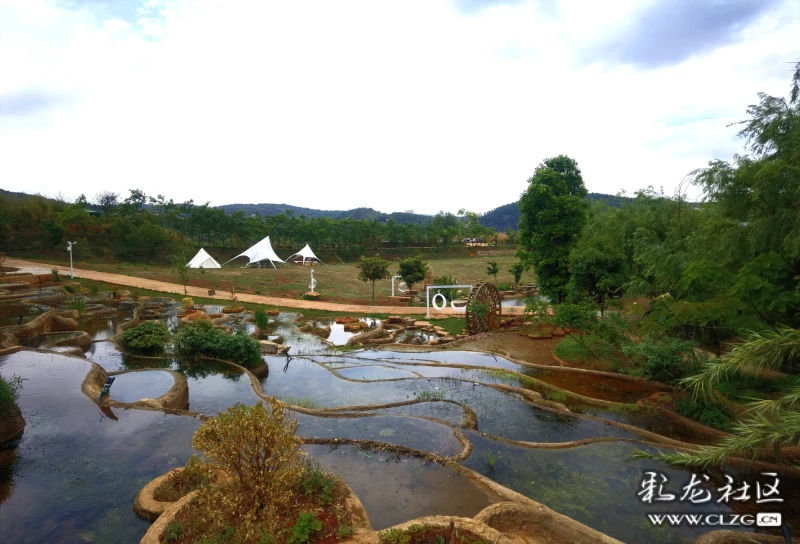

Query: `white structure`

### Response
(224, 236, 286, 268)
(426, 284, 473, 317)
(309, 268, 317, 292)
(286, 244, 323, 265)
(187, 248, 221, 269)
(390, 275, 409, 297)
(67, 241, 77, 279)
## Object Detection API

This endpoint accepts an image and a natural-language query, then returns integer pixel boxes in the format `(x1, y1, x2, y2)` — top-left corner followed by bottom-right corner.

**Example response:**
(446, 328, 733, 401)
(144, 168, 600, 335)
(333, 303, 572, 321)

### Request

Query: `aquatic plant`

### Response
(119, 321, 171, 355)
(0, 374, 23, 408)
(173, 320, 262, 367)
(485, 449, 500, 470)
(277, 396, 320, 410)
(254, 308, 270, 329)
(416, 390, 444, 401)
(67, 297, 86, 314)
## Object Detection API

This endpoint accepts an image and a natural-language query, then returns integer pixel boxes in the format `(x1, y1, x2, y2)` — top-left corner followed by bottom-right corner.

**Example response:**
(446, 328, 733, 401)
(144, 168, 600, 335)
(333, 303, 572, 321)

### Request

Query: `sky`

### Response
(1, 0, 798, 215)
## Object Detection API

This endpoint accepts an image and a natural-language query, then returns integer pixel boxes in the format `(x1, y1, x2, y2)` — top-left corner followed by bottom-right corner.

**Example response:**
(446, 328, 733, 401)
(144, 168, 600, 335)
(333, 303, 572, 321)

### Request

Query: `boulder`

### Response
(182, 312, 211, 323)
(51, 315, 78, 331)
(335, 316, 359, 324)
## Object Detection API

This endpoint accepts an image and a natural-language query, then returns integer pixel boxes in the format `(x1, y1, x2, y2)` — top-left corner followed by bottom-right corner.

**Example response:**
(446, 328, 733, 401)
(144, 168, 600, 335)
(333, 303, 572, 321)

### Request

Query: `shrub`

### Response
(622, 336, 699, 384)
(174, 320, 262, 367)
(119, 321, 171, 355)
(675, 397, 735, 432)
(296, 461, 336, 505)
(254, 309, 269, 329)
(432, 275, 457, 303)
(67, 297, 87, 314)
(182, 297, 194, 310)
(0, 374, 23, 408)
(89, 284, 100, 295)
(64, 284, 78, 294)
(192, 401, 306, 533)
(51, 267, 61, 282)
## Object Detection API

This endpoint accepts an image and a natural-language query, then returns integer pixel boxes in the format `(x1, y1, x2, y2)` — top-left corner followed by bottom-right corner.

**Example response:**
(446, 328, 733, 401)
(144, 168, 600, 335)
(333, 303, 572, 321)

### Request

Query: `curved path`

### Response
(6, 258, 526, 316)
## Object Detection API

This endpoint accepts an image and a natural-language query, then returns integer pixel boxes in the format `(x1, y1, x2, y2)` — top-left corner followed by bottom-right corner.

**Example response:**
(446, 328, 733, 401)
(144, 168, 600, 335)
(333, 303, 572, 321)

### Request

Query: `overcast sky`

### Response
(1, 0, 798, 215)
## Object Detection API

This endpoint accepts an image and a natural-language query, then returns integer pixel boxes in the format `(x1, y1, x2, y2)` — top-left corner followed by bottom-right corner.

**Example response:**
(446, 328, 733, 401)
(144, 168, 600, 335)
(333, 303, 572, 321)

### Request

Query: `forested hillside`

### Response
(479, 192, 632, 231)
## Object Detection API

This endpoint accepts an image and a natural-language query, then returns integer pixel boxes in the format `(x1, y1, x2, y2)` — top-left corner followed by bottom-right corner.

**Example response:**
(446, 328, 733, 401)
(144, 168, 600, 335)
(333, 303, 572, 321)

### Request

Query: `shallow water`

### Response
(22, 331, 84, 349)
(109, 370, 175, 403)
(460, 431, 799, 543)
(0, 303, 44, 327)
(296, 414, 463, 457)
(304, 444, 492, 530)
(0, 350, 200, 543)
(78, 316, 123, 341)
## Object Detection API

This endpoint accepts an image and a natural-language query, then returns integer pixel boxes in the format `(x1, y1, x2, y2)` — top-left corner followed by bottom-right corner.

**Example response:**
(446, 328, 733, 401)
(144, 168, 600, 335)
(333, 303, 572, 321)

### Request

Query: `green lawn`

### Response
(37, 254, 533, 306)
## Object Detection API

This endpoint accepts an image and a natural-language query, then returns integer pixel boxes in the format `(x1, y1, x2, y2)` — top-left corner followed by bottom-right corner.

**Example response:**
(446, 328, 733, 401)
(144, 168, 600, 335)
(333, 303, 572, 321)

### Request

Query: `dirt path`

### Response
(7, 258, 526, 317)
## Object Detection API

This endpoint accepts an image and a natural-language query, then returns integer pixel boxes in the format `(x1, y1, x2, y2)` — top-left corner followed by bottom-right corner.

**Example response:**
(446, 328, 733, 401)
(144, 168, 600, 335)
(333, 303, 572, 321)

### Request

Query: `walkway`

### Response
(6, 258, 525, 316)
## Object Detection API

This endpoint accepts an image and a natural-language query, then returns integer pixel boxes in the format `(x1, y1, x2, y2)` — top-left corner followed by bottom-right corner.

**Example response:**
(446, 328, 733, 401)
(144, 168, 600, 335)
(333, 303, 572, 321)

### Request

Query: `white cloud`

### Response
(1, 0, 798, 214)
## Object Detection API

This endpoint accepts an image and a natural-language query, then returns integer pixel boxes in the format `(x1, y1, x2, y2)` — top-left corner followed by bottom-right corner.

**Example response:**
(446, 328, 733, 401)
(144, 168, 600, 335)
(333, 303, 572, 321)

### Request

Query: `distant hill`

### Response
(218, 203, 434, 225)
(478, 192, 633, 232)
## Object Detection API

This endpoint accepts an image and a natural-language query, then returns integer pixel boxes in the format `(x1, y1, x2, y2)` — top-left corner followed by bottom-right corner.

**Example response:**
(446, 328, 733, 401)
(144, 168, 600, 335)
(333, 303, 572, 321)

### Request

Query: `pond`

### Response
(2, 308, 798, 543)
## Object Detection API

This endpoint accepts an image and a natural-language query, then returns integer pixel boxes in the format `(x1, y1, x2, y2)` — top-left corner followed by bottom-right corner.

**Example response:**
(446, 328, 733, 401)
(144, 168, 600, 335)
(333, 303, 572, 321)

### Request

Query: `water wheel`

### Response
(465, 282, 502, 334)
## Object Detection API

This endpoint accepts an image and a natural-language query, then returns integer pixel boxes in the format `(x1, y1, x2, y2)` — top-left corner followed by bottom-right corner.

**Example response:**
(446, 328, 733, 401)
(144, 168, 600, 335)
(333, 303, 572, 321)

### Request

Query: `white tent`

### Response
(187, 248, 221, 269)
(286, 244, 324, 265)
(224, 236, 286, 268)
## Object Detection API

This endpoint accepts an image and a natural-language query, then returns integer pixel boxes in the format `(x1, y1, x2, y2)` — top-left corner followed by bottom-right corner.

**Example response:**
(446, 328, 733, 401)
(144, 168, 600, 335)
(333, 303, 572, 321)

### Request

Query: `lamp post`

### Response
(67, 241, 77, 279)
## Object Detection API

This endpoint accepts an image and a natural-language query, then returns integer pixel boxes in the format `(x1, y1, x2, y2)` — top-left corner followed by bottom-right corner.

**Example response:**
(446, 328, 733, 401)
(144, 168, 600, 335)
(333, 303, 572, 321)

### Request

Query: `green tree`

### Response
(486, 260, 499, 283)
(356, 254, 391, 303)
(568, 246, 625, 316)
(172, 252, 191, 295)
(398, 254, 427, 293)
(509, 261, 525, 285)
(518, 155, 588, 302)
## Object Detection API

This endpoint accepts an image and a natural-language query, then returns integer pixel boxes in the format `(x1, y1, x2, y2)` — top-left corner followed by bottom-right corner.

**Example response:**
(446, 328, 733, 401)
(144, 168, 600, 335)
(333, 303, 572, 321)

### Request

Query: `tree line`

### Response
(0, 190, 498, 260)
(517, 62, 800, 467)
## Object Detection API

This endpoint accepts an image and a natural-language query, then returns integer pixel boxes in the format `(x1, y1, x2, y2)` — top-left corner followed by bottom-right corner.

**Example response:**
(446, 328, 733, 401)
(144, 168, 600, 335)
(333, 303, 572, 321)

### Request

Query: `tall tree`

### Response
(518, 155, 588, 302)
(398, 254, 428, 293)
(356, 254, 391, 304)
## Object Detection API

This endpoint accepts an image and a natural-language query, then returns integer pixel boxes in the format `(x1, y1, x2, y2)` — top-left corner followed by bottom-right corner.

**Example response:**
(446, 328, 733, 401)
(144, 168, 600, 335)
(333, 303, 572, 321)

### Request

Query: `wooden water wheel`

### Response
(466, 282, 502, 334)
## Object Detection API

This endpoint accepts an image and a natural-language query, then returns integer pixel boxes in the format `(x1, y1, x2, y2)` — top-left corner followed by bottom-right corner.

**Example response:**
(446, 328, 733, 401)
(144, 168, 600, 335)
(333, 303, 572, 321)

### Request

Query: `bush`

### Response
(153, 455, 212, 502)
(119, 321, 171, 355)
(675, 397, 735, 432)
(431, 275, 457, 303)
(622, 336, 699, 384)
(174, 320, 262, 367)
(192, 401, 306, 534)
(0, 374, 23, 408)
(182, 297, 194, 310)
(51, 267, 61, 282)
(64, 284, 78, 294)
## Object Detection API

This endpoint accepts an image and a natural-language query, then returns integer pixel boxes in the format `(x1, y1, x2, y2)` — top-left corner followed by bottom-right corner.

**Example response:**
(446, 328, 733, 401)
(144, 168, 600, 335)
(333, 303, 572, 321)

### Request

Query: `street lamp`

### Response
(67, 241, 77, 279)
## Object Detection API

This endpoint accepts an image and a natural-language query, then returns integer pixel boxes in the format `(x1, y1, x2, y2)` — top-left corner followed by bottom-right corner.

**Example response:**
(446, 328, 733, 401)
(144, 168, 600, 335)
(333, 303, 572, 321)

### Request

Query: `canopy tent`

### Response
(187, 248, 221, 269)
(224, 236, 286, 268)
(286, 244, 324, 265)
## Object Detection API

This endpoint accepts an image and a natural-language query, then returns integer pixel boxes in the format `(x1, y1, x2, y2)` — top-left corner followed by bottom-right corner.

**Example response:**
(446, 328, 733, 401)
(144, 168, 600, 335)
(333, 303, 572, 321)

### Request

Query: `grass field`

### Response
(37, 254, 533, 306)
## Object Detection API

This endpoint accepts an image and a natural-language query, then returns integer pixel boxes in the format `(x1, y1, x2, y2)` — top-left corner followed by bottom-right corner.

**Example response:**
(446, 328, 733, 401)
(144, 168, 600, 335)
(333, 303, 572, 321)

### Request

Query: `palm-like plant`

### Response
(639, 327, 800, 468)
